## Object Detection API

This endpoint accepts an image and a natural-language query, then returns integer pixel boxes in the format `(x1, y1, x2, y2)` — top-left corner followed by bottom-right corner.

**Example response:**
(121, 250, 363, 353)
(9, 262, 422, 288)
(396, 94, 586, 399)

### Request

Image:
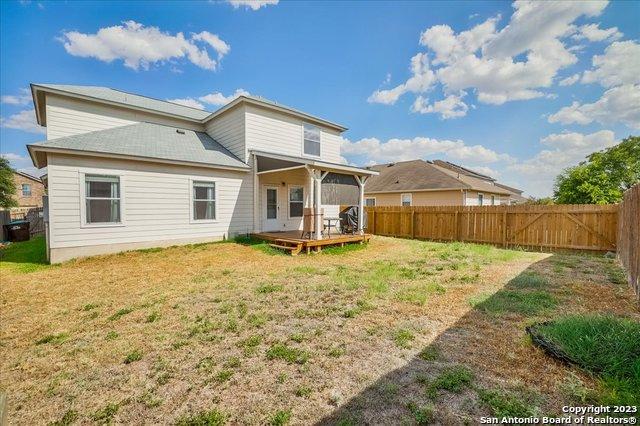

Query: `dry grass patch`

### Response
(1, 236, 637, 424)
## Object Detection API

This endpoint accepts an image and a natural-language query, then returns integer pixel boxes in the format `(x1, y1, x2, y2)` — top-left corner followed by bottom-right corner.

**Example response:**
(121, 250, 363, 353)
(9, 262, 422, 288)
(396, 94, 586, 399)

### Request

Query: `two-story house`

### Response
(12, 170, 45, 208)
(27, 84, 377, 263)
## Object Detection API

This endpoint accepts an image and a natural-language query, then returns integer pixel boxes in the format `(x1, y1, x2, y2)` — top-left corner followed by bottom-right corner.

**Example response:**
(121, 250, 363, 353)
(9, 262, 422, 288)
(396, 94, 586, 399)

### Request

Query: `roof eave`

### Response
(30, 84, 205, 124)
(27, 145, 251, 172)
(207, 96, 348, 133)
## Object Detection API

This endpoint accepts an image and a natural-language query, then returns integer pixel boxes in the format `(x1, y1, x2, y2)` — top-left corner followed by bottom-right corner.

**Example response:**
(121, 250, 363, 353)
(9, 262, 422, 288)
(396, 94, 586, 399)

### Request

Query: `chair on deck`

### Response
(302, 207, 324, 239)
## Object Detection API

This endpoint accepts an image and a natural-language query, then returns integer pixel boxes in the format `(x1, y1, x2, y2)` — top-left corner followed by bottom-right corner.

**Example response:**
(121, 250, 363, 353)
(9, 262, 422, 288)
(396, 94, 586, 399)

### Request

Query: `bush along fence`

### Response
(617, 183, 640, 300)
(363, 204, 619, 252)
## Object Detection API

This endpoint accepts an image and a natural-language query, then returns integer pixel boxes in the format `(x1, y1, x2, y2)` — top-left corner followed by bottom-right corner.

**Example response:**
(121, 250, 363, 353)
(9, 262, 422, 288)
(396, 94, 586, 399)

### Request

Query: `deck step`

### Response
(269, 241, 303, 256)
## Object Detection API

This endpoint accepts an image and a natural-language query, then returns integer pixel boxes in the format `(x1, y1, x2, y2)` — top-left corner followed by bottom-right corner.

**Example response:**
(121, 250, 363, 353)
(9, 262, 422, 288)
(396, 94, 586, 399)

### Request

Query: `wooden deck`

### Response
(251, 231, 371, 255)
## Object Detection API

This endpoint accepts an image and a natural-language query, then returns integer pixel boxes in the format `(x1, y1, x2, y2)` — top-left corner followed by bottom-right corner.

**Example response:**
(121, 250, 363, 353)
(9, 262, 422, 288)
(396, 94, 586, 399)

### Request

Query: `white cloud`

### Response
(367, 53, 435, 105)
(506, 130, 616, 195)
(572, 23, 622, 42)
(0, 109, 45, 134)
(199, 88, 250, 106)
(166, 98, 206, 110)
(59, 21, 230, 71)
(369, 1, 612, 111)
(548, 84, 640, 129)
(341, 135, 513, 165)
(558, 74, 580, 86)
(1, 88, 32, 105)
(411, 92, 469, 119)
(227, 0, 278, 10)
(581, 40, 640, 87)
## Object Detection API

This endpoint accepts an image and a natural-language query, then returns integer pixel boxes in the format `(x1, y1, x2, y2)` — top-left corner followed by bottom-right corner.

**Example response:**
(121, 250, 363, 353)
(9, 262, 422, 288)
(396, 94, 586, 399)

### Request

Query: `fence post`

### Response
(502, 211, 507, 247)
(454, 210, 460, 241)
(410, 210, 415, 239)
(370, 209, 375, 235)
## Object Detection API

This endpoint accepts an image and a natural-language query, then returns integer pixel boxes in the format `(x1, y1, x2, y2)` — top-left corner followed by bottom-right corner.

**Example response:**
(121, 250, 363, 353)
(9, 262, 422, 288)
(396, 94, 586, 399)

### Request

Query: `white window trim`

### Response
(79, 172, 126, 228)
(22, 184, 31, 197)
(491, 195, 496, 205)
(190, 178, 218, 224)
(401, 193, 412, 206)
(287, 184, 304, 219)
(365, 197, 376, 207)
(478, 193, 484, 206)
(301, 122, 322, 159)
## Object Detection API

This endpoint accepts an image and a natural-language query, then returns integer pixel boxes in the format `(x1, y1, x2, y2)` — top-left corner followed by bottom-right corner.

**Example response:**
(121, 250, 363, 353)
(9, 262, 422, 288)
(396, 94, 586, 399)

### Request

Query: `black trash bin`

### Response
(4, 220, 30, 242)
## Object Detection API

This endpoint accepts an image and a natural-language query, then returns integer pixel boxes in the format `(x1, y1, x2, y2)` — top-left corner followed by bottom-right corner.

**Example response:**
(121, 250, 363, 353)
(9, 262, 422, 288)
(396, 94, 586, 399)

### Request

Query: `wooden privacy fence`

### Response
(364, 204, 619, 252)
(1, 207, 45, 237)
(617, 184, 640, 299)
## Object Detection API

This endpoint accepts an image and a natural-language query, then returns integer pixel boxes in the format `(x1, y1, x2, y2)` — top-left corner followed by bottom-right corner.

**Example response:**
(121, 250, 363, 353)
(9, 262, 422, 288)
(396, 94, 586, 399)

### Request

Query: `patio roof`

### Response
(251, 150, 378, 176)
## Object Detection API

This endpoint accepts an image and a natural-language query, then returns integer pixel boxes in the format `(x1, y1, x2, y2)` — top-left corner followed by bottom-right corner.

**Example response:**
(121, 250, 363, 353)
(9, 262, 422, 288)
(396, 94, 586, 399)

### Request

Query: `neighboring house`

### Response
(27, 84, 377, 263)
(12, 170, 45, 208)
(364, 159, 524, 207)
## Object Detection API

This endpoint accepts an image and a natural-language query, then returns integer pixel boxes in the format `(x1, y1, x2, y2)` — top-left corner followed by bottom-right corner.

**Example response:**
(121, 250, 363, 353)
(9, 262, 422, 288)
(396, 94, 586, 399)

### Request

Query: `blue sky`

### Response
(1, 0, 638, 196)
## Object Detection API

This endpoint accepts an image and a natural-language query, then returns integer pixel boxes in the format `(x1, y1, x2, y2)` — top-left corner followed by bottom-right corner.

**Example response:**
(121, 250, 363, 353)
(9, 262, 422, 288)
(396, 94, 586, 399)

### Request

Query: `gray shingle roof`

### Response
(33, 84, 211, 121)
(28, 122, 249, 170)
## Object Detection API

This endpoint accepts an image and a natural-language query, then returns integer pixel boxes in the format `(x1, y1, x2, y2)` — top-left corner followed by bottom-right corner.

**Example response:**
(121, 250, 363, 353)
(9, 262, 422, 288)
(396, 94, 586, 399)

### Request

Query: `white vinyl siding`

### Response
(244, 104, 343, 164)
(46, 153, 253, 250)
(204, 105, 246, 162)
(45, 94, 203, 140)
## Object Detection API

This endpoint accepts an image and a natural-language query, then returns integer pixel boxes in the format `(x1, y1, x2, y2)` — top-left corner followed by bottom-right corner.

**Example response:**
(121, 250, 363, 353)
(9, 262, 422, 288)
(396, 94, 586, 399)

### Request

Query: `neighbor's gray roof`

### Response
(28, 122, 249, 170)
(32, 84, 211, 121)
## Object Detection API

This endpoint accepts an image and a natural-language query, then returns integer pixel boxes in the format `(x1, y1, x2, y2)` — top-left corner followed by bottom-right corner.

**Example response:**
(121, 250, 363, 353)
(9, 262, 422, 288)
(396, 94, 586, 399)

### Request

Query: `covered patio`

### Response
(250, 150, 378, 253)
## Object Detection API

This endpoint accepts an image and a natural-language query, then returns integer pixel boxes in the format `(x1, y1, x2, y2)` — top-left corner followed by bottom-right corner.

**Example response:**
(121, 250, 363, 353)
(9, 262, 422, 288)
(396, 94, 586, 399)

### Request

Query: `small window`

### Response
(193, 181, 216, 220)
(478, 193, 484, 206)
(303, 123, 321, 157)
(365, 197, 376, 207)
(85, 175, 121, 224)
(289, 186, 304, 218)
(491, 195, 495, 205)
(22, 183, 31, 197)
(401, 193, 412, 206)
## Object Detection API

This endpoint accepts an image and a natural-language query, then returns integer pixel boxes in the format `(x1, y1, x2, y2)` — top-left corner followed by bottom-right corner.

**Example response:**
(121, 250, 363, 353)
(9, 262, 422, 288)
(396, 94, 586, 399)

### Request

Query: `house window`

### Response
(193, 181, 216, 220)
(85, 175, 121, 224)
(289, 186, 304, 218)
(22, 184, 31, 197)
(491, 195, 496, 205)
(365, 197, 376, 207)
(401, 193, 412, 206)
(478, 193, 484, 206)
(303, 123, 321, 157)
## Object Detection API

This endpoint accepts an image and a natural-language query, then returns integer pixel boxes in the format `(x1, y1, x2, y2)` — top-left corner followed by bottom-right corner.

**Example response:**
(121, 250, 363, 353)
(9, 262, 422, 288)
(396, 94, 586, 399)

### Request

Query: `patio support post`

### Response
(306, 167, 328, 240)
(355, 175, 368, 235)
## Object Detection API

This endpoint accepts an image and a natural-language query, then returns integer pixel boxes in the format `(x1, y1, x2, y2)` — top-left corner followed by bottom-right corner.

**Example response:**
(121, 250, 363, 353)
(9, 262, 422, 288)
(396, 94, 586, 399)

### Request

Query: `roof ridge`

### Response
(106, 86, 213, 114)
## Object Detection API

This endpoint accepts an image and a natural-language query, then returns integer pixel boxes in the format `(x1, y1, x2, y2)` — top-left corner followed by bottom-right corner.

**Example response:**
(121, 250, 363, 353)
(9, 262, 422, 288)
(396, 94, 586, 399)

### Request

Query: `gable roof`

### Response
(365, 159, 512, 195)
(14, 170, 43, 183)
(31, 84, 211, 123)
(30, 84, 347, 132)
(27, 122, 249, 171)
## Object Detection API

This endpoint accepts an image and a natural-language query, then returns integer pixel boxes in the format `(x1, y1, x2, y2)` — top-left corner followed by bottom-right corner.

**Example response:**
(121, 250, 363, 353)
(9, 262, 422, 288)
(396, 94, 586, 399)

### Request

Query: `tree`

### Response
(0, 157, 18, 208)
(554, 136, 640, 204)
